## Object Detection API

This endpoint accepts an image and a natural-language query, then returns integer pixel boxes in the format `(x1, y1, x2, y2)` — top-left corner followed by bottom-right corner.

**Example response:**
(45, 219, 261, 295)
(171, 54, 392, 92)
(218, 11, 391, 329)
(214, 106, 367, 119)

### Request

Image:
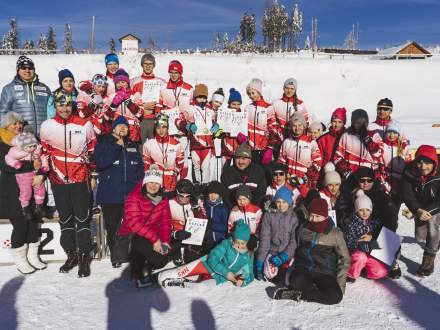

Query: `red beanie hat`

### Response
(332, 107, 347, 124)
(415, 145, 438, 173)
(168, 60, 183, 74)
(309, 198, 329, 218)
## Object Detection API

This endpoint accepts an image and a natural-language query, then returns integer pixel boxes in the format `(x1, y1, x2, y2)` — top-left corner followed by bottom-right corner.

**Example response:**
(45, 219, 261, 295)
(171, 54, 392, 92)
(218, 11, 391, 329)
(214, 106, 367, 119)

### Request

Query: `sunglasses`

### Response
(359, 178, 374, 184)
(377, 107, 391, 112)
(177, 193, 191, 198)
(273, 171, 285, 177)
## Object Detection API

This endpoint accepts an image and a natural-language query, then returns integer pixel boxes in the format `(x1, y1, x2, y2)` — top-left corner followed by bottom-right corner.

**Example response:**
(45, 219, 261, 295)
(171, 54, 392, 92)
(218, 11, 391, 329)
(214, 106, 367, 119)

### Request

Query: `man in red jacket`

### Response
(317, 107, 347, 166)
(119, 165, 172, 286)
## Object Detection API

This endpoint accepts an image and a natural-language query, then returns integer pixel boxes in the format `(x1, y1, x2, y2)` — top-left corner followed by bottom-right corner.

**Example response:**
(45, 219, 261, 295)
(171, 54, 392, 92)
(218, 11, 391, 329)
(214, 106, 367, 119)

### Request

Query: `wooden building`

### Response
(119, 34, 142, 54)
(378, 41, 431, 59)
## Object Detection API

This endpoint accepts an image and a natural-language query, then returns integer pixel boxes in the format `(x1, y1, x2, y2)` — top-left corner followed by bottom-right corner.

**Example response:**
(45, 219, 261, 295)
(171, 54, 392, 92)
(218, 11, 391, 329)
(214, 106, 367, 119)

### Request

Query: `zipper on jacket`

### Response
(122, 147, 127, 199)
(228, 249, 241, 269)
(27, 81, 38, 135)
(64, 120, 69, 182)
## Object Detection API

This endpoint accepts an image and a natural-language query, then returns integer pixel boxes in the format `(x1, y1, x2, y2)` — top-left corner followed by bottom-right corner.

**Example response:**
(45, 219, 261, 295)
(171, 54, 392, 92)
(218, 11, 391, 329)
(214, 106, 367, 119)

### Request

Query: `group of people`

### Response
(0, 53, 439, 305)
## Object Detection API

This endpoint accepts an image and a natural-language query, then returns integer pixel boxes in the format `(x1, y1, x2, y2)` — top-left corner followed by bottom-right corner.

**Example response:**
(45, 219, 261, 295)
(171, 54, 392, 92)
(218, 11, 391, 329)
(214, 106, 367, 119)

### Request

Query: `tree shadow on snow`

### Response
(191, 299, 216, 330)
(0, 276, 25, 330)
(106, 266, 170, 330)
(380, 276, 440, 329)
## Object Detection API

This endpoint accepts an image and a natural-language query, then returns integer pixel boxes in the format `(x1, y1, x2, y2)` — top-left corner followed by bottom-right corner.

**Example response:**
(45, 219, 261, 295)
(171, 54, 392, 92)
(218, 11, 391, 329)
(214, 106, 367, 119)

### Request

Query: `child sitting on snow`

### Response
(5, 132, 48, 219)
(344, 190, 388, 281)
(157, 219, 254, 288)
(256, 187, 299, 282)
(228, 185, 262, 252)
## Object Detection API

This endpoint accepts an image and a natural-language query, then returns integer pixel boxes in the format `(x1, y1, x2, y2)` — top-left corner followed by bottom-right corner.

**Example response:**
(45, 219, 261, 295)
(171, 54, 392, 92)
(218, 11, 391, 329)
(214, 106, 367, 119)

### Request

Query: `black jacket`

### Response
(220, 162, 267, 208)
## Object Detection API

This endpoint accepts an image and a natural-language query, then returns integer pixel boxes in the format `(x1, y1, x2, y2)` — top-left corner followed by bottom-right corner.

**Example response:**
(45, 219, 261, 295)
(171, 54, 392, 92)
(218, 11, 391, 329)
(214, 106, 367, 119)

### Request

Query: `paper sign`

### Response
(329, 210, 337, 227)
(193, 110, 213, 136)
(370, 227, 402, 266)
(161, 108, 181, 135)
(141, 80, 161, 103)
(230, 112, 248, 137)
(217, 110, 233, 133)
(182, 217, 208, 246)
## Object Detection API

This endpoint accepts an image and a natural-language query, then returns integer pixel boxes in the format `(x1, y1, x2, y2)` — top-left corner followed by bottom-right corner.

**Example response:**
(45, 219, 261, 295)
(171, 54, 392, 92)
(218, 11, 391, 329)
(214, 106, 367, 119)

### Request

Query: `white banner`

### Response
(182, 217, 208, 246)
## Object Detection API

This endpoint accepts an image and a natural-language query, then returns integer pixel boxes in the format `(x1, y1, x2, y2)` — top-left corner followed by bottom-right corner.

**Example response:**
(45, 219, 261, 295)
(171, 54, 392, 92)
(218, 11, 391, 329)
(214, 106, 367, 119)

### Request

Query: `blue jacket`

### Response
(0, 75, 50, 136)
(204, 199, 229, 242)
(95, 134, 144, 204)
(201, 237, 254, 286)
(343, 214, 381, 253)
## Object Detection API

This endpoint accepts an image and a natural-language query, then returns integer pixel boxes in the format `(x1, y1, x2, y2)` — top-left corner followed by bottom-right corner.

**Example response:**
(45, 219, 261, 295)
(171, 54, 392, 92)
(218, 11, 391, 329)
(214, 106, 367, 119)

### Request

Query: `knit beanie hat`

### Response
(112, 116, 129, 130)
(105, 53, 119, 65)
(309, 198, 329, 218)
(290, 112, 306, 127)
(143, 164, 163, 186)
(309, 121, 323, 131)
(233, 219, 251, 242)
(355, 167, 375, 181)
(332, 107, 347, 124)
(54, 91, 73, 105)
(283, 78, 297, 89)
(58, 69, 74, 85)
(377, 98, 393, 110)
(168, 60, 183, 74)
(207, 181, 224, 197)
(385, 124, 400, 135)
(236, 185, 252, 201)
(351, 109, 369, 124)
(13, 132, 38, 150)
(273, 186, 293, 206)
(323, 162, 341, 186)
(234, 143, 252, 159)
(194, 84, 208, 98)
(270, 162, 288, 175)
(16, 55, 34, 71)
(113, 69, 130, 85)
(1, 111, 23, 128)
(155, 113, 169, 128)
(355, 190, 373, 212)
(211, 88, 225, 104)
(228, 88, 242, 104)
(246, 78, 263, 95)
(141, 53, 156, 66)
(92, 73, 108, 86)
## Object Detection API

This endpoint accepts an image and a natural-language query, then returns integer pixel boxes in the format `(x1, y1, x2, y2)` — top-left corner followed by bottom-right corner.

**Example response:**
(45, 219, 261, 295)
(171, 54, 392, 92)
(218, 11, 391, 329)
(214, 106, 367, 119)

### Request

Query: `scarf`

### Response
(0, 128, 16, 146)
(307, 218, 330, 233)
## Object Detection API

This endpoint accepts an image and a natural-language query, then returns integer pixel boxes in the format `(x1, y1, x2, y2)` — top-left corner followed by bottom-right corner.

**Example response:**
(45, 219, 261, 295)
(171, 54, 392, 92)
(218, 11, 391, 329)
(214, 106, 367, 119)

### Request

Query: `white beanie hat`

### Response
(309, 121, 323, 131)
(246, 78, 263, 95)
(142, 165, 163, 186)
(355, 190, 373, 212)
(324, 162, 341, 186)
(1, 111, 23, 128)
(283, 77, 298, 89)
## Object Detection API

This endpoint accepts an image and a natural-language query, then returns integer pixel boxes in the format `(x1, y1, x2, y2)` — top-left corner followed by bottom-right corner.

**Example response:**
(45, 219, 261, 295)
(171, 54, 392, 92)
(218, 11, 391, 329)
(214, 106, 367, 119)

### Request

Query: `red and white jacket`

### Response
(228, 203, 262, 236)
(369, 118, 408, 145)
(278, 135, 322, 180)
(169, 198, 207, 234)
(76, 91, 113, 136)
(273, 94, 311, 141)
(40, 114, 96, 185)
(381, 139, 411, 193)
(316, 127, 345, 166)
(334, 131, 383, 175)
(245, 99, 277, 151)
(176, 104, 216, 150)
(131, 73, 166, 119)
(157, 79, 193, 113)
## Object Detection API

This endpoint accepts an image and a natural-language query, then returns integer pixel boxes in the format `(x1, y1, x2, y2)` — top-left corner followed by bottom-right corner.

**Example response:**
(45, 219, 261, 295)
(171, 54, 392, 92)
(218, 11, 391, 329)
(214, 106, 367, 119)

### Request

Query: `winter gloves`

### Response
(261, 149, 273, 165)
(237, 132, 247, 144)
(185, 122, 198, 134)
(173, 230, 192, 241)
(111, 89, 130, 107)
(88, 93, 103, 111)
(269, 252, 289, 267)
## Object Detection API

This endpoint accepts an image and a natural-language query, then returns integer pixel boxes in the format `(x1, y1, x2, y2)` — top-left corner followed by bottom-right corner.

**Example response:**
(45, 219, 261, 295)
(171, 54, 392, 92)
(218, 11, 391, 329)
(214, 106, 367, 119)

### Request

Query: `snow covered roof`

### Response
(119, 34, 142, 43)
(377, 41, 431, 58)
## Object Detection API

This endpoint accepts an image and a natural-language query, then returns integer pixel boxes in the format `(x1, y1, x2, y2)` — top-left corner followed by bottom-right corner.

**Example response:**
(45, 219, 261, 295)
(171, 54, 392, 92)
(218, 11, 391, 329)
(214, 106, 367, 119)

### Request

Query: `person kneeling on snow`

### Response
(256, 187, 299, 282)
(273, 198, 350, 305)
(344, 190, 388, 282)
(157, 219, 254, 288)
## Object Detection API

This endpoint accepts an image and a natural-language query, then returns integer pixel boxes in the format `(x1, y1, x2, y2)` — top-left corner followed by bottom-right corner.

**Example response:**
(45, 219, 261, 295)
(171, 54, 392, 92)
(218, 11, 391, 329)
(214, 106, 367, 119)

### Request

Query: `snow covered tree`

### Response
(304, 35, 311, 50)
(212, 33, 221, 51)
(109, 38, 116, 53)
(261, 1, 289, 52)
(344, 24, 358, 50)
(148, 37, 157, 51)
(240, 13, 256, 46)
(47, 27, 57, 53)
(2, 18, 19, 54)
(64, 24, 74, 54)
(222, 32, 229, 50)
(38, 33, 48, 54)
(290, 4, 303, 51)
(23, 40, 35, 55)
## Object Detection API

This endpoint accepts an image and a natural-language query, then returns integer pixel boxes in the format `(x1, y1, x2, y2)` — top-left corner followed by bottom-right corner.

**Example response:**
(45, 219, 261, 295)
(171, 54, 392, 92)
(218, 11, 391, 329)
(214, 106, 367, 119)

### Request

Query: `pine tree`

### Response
(109, 38, 116, 53)
(261, 1, 289, 52)
(148, 37, 157, 51)
(47, 27, 57, 53)
(304, 35, 311, 50)
(38, 32, 48, 54)
(2, 18, 19, 54)
(64, 24, 74, 54)
(212, 33, 221, 51)
(23, 40, 35, 55)
(291, 4, 303, 51)
(222, 33, 229, 50)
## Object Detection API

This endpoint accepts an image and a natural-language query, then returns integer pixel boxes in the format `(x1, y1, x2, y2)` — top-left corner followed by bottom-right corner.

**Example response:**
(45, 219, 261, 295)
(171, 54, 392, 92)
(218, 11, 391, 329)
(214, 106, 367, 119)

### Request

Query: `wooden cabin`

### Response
(378, 41, 431, 59)
(119, 34, 142, 54)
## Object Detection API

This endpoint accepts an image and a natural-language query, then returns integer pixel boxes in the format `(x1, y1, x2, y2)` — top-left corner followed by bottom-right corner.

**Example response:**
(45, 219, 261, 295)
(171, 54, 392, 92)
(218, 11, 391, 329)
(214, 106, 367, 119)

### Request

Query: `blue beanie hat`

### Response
(58, 69, 74, 85)
(233, 219, 251, 242)
(112, 116, 129, 130)
(105, 53, 119, 65)
(273, 186, 293, 207)
(228, 88, 242, 105)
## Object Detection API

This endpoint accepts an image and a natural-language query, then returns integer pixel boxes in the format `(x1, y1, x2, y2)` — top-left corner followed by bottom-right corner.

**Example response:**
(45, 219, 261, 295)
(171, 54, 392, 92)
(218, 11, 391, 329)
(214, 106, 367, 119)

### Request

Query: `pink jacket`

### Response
(5, 144, 48, 171)
(119, 183, 172, 244)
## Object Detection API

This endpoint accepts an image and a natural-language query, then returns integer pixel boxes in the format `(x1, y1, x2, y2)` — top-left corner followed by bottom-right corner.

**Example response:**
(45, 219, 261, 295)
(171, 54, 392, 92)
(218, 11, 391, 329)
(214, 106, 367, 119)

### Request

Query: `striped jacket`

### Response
(273, 95, 311, 141)
(245, 99, 277, 151)
(227, 203, 262, 235)
(157, 79, 193, 113)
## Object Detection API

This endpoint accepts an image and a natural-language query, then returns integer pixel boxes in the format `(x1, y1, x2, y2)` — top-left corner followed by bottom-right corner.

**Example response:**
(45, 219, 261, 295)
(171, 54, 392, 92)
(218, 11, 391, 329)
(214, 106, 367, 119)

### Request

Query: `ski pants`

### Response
(52, 182, 92, 253)
(130, 234, 169, 279)
(16, 172, 45, 207)
(9, 215, 40, 249)
(347, 251, 388, 280)
(101, 203, 124, 262)
(191, 148, 213, 184)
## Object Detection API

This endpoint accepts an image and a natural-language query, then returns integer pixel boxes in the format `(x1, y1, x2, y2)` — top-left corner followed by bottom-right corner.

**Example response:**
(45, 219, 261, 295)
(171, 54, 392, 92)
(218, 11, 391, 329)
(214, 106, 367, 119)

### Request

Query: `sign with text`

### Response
(182, 217, 208, 246)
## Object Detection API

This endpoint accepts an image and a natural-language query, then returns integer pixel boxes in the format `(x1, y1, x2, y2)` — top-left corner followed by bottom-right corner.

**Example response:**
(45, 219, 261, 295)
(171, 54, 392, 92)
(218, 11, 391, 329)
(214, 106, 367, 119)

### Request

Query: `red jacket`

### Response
(317, 127, 345, 166)
(119, 183, 172, 244)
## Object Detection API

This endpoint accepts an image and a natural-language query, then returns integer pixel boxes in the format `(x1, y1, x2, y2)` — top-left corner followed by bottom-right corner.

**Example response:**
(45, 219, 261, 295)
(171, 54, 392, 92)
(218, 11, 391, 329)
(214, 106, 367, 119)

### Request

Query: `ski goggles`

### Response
(92, 74, 108, 86)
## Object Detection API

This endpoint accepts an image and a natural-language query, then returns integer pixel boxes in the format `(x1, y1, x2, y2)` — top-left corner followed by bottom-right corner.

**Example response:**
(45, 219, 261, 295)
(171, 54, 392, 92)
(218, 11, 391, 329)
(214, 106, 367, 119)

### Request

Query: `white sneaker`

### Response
(27, 242, 47, 270)
(11, 244, 36, 274)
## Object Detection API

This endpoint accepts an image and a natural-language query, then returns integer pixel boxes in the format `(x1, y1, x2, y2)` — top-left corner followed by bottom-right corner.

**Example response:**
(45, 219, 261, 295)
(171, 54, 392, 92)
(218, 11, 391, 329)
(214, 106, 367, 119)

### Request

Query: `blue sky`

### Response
(0, 0, 439, 51)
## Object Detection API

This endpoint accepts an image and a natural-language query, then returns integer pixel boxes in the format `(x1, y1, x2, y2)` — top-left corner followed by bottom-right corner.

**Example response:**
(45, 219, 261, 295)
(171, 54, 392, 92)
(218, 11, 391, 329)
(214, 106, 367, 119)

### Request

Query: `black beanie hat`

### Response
(351, 109, 369, 123)
(355, 167, 375, 180)
(207, 181, 224, 196)
(236, 185, 252, 201)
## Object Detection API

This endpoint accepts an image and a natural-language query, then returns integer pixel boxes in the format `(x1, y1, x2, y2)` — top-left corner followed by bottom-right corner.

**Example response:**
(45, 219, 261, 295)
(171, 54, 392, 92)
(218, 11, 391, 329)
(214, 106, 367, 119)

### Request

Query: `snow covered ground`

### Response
(0, 53, 440, 329)
(1, 215, 439, 330)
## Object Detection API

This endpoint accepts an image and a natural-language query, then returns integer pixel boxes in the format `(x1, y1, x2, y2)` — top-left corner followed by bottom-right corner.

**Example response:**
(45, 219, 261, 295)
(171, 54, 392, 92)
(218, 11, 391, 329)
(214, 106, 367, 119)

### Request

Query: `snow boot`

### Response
(11, 244, 36, 274)
(27, 242, 47, 270)
(272, 288, 302, 301)
(59, 251, 78, 273)
(78, 253, 92, 278)
(388, 261, 402, 279)
(161, 278, 188, 288)
(416, 252, 435, 277)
